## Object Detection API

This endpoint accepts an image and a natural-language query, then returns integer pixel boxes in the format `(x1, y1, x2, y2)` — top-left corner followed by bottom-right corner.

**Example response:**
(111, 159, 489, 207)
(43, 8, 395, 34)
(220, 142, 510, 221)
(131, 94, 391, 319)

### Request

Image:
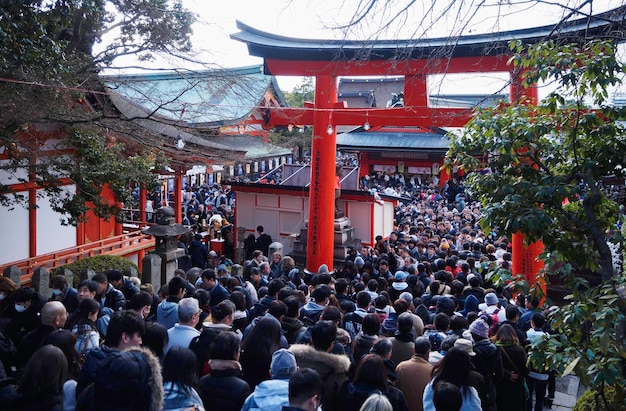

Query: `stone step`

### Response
(334, 216, 351, 230)
(334, 226, 355, 244)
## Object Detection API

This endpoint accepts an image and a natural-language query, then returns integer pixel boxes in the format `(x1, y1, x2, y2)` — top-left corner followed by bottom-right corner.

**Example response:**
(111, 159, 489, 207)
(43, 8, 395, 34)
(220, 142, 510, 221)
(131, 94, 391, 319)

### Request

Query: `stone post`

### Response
(32, 267, 52, 299)
(142, 254, 163, 289)
(3, 266, 21, 287)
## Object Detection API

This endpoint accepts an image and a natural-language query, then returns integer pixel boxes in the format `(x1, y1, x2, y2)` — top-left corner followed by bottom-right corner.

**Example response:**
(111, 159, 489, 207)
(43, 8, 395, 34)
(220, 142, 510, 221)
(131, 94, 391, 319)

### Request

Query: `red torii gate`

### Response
(231, 7, 623, 275)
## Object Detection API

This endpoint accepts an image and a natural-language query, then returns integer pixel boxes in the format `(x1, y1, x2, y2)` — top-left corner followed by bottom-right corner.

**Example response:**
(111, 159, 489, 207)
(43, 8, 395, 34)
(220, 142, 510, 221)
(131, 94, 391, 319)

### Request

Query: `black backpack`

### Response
(342, 311, 364, 338)
(233, 275, 254, 310)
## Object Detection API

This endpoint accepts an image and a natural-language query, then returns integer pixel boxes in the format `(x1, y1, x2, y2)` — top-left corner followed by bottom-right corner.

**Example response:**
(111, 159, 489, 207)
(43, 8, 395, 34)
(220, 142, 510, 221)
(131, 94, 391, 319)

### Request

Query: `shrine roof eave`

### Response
(337, 131, 449, 152)
(231, 6, 626, 63)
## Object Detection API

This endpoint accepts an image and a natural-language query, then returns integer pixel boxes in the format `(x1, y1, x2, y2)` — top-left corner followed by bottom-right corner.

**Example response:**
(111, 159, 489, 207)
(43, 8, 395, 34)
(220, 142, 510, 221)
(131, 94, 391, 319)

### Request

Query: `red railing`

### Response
(4, 230, 154, 285)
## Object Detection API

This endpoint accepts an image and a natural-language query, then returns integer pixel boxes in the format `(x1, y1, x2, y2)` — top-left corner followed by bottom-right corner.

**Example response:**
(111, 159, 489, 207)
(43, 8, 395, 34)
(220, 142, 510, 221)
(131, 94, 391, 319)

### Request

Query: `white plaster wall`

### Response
(235, 192, 256, 229)
(0, 190, 30, 265)
(235, 189, 396, 255)
(347, 201, 372, 245)
(383, 202, 395, 237)
(36, 186, 76, 255)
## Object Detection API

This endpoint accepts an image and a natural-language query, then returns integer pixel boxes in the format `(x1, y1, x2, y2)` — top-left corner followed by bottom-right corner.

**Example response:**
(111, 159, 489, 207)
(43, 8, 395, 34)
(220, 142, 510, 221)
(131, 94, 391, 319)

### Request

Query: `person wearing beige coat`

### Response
(395, 337, 433, 411)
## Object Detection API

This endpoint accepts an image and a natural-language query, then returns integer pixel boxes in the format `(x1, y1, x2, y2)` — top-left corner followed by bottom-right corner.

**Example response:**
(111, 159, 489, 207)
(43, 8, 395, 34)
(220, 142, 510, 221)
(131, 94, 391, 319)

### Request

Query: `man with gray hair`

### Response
(241, 348, 298, 411)
(399, 291, 424, 337)
(395, 336, 433, 411)
(164, 297, 201, 354)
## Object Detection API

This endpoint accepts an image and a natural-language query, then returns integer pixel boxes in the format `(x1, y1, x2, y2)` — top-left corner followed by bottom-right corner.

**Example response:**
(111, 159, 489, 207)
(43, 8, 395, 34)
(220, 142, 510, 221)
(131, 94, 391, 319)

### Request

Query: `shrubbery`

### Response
(52, 255, 139, 287)
(573, 386, 624, 411)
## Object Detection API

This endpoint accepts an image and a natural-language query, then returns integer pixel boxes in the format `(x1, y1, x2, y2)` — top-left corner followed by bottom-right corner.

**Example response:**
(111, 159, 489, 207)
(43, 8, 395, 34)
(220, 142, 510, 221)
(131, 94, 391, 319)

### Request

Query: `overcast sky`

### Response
(103, 1, 624, 93)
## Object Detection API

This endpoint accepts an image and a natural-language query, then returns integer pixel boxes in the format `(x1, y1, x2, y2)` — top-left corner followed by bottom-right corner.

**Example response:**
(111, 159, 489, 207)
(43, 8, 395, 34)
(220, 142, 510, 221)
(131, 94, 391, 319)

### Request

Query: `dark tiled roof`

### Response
(102, 65, 285, 127)
(337, 130, 449, 152)
(231, 7, 626, 61)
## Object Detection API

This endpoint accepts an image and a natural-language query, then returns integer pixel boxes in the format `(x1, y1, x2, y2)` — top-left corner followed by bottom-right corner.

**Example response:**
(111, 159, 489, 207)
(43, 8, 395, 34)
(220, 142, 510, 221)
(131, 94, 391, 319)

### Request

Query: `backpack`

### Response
(342, 311, 364, 339)
(425, 330, 445, 351)
(233, 275, 254, 310)
(301, 310, 323, 327)
(486, 308, 500, 337)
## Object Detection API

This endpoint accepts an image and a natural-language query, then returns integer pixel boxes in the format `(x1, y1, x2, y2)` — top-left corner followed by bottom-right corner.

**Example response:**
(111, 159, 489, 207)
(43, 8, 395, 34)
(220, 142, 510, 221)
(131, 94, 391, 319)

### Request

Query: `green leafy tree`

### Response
(446, 39, 626, 400)
(270, 78, 315, 156)
(0, 1, 194, 224)
(283, 77, 314, 108)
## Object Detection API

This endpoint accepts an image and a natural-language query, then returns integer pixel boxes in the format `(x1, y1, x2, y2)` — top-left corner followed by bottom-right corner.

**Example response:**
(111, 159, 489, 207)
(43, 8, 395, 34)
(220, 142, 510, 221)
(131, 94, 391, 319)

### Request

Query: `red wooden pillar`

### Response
(510, 72, 544, 288)
(139, 186, 147, 224)
(174, 172, 183, 224)
(306, 75, 337, 273)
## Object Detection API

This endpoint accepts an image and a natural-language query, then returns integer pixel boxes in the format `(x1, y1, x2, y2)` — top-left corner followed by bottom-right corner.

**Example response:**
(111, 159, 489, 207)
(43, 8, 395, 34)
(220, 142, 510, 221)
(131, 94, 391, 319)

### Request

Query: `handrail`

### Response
(254, 164, 283, 184)
(341, 167, 359, 184)
(282, 164, 309, 186)
(3, 230, 154, 285)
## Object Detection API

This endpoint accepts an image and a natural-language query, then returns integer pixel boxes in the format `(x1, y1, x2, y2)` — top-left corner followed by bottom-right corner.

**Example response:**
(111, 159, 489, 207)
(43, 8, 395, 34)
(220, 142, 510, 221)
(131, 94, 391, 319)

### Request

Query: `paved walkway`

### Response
(544, 375, 581, 410)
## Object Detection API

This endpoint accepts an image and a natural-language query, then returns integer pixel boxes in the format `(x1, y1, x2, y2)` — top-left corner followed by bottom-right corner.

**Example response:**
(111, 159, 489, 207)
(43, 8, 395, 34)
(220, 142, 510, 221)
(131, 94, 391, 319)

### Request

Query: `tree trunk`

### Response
(583, 181, 614, 281)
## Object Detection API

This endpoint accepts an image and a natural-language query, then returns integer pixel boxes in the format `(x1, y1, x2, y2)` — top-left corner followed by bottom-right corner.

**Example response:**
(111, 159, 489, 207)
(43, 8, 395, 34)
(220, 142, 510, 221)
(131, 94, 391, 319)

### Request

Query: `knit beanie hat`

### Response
(469, 319, 490, 339)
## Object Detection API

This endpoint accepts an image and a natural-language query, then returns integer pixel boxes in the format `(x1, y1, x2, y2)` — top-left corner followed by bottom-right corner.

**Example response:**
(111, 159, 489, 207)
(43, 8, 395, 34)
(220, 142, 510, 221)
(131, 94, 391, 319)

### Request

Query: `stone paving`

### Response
(543, 375, 581, 411)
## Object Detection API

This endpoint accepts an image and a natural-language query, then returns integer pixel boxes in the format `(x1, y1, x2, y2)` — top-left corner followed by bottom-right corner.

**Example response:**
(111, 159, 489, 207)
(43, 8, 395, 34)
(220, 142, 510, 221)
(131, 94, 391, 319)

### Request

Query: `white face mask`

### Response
(14, 304, 27, 313)
(0, 293, 5, 301)
(52, 289, 62, 296)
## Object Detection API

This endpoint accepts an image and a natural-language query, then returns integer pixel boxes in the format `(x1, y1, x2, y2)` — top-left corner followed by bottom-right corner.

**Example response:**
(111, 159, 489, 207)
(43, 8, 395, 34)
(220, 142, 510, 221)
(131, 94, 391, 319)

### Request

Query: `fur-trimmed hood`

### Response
(289, 344, 351, 376)
(89, 347, 163, 411)
(125, 346, 163, 411)
(209, 359, 242, 371)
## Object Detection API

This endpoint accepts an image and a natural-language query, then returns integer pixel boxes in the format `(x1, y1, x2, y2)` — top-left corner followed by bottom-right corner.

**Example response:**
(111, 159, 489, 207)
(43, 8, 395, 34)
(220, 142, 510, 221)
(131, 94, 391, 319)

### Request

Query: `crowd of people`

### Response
(0, 170, 561, 411)
(8, 114, 626, 409)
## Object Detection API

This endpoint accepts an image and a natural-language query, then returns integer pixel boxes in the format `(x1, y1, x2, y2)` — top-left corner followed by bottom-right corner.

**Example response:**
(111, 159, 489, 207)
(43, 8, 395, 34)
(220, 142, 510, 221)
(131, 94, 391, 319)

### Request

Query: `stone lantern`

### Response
(142, 206, 191, 285)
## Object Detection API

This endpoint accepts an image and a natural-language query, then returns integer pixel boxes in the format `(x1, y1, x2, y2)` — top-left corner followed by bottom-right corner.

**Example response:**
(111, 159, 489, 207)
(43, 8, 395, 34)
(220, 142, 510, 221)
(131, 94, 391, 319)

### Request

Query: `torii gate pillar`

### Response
(509, 77, 545, 290)
(306, 76, 338, 273)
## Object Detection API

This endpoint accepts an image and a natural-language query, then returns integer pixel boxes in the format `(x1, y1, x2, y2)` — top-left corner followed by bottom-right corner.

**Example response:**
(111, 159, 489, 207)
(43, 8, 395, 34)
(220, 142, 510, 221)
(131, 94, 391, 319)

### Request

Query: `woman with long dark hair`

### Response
(423, 347, 481, 411)
(239, 317, 282, 389)
(229, 291, 250, 333)
(65, 298, 100, 358)
(43, 330, 82, 411)
(338, 353, 408, 411)
(3, 345, 68, 411)
(494, 324, 528, 411)
(162, 347, 204, 411)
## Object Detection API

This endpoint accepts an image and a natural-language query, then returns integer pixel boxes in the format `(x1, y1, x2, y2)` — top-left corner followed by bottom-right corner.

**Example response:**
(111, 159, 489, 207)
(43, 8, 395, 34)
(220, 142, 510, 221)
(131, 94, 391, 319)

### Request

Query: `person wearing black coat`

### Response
(92, 274, 125, 313)
(3, 288, 47, 348)
(494, 325, 528, 411)
(189, 234, 209, 269)
(197, 332, 250, 411)
(337, 354, 408, 411)
(255, 225, 272, 257)
(0, 345, 67, 411)
(470, 319, 503, 411)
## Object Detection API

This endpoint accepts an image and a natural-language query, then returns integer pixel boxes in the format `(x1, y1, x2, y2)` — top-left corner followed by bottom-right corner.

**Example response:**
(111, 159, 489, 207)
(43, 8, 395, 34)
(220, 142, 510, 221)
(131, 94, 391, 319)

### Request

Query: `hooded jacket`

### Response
(353, 332, 377, 364)
(157, 297, 179, 330)
(289, 344, 351, 411)
(299, 301, 324, 326)
(281, 317, 306, 345)
(241, 378, 289, 411)
(251, 295, 274, 319)
(77, 347, 164, 411)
